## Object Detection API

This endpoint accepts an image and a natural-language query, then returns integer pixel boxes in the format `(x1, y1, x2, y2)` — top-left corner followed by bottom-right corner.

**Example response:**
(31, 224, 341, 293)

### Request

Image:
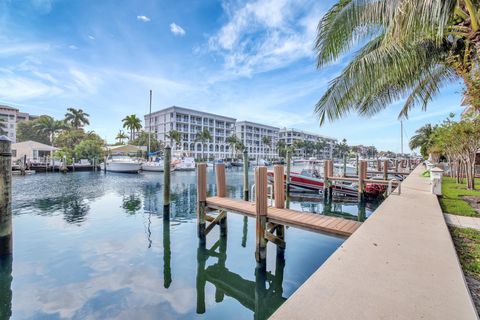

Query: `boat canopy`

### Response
(105, 144, 144, 154)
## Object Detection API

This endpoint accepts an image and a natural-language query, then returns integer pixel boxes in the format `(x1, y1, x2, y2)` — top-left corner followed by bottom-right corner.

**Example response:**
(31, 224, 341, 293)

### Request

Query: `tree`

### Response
(277, 140, 287, 158)
(314, 0, 480, 124)
(33, 116, 67, 146)
(122, 115, 142, 141)
(226, 135, 240, 158)
(166, 130, 182, 149)
(195, 128, 212, 160)
(409, 124, 438, 158)
(314, 140, 327, 158)
(64, 108, 90, 129)
(131, 131, 163, 153)
(16, 119, 51, 145)
(334, 138, 350, 158)
(115, 130, 128, 144)
(74, 139, 104, 160)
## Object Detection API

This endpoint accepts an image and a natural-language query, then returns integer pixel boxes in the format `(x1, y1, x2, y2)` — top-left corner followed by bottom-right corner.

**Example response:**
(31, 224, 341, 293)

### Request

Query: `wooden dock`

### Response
(206, 196, 360, 236)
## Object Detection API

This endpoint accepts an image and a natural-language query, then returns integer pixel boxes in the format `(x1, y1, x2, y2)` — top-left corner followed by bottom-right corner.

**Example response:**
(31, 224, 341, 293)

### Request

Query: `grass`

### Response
(440, 177, 480, 217)
(450, 227, 480, 279)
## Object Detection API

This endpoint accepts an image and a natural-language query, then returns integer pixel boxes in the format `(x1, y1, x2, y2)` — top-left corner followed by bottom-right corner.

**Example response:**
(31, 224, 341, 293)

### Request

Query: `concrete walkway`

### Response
(270, 166, 478, 320)
(445, 213, 480, 231)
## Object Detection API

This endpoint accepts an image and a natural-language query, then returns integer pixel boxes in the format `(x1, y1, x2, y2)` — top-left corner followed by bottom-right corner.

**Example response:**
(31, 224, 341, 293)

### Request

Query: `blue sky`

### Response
(0, 0, 465, 152)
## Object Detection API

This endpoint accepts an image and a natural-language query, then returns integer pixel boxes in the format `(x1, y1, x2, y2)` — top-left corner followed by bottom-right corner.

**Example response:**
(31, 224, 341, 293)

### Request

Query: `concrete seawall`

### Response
(271, 166, 478, 319)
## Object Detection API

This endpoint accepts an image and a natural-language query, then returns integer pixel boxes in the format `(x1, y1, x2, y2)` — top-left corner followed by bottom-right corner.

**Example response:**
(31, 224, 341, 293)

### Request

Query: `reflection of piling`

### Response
(196, 243, 206, 314)
(243, 150, 249, 201)
(163, 218, 172, 288)
(241, 216, 248, 247)
(0, 255, 12, 319)
(0, 136, 12, 256)
(323, 160, 329, 200)
(197, 163, 207, 244)
(255, 167, 268, 265)
(163, 146, 171, 218)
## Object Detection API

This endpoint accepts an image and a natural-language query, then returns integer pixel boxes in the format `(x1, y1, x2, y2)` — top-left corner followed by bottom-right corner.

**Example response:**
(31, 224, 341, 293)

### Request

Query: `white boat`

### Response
(174, 157, 196, 171)
(141, 159, 175, 172)
(105, 156, 142, 173)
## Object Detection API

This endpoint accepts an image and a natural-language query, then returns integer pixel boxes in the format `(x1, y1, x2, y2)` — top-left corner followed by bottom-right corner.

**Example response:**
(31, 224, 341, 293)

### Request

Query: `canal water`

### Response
(1, 168, 380, 319)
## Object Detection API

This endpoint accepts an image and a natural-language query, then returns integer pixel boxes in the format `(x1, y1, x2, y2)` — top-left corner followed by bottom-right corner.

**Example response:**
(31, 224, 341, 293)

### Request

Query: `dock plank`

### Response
(206, 197, 361, 236)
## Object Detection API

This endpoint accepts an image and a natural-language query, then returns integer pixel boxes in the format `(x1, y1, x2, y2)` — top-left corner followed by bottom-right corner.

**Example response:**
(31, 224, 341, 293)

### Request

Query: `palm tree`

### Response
(195, 128, 212, 160)
(64, 108, 90, 129)
(262, 136, 272, 158)
(314, 140, 327, 158)
(409, 124, 438, 159)
(226, 135, 240, 158)
(122, 115, 142, 141)
(33, 116, 66, 146)
(115, 130, 128, 144)
(166, 130, 182, 149)
(314, 1, 480, 124)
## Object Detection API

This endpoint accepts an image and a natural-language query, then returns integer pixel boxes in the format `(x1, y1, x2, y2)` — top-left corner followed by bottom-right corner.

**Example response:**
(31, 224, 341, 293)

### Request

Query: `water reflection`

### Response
(196, 236, 286, 320)
(122, 194, 142, 214)
(0, 256, 12, 320)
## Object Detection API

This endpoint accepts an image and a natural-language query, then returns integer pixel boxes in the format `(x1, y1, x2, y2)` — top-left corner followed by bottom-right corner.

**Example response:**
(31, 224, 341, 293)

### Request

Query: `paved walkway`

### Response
(270, 166, 478, 320)
(444, 213, 480, 230)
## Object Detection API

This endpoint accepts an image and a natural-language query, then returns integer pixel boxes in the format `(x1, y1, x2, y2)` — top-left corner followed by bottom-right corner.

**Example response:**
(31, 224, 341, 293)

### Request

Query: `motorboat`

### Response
(105, 156, 142, 173)
(174, 157, 196, 171)
(141, 158, 175, 172)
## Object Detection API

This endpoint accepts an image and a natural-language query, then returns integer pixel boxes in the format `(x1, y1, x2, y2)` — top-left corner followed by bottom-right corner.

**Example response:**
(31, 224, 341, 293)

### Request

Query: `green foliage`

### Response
(314, 0, 480, 123)
(74, 139, 104, 160)
(131, 131, 163, 152)
(409, 124, 437, 158)
(440, 177, 480, 217)
(166, 130, 182, 148)
(122, 114, 142, 141)
(450, 227, 480, 279)
(115, 130, 128, 144)
(421, 170, 431, 177)
(33, 115, 67, 145)
(16, 118, 51, 145)
(64, 108, 90, 129)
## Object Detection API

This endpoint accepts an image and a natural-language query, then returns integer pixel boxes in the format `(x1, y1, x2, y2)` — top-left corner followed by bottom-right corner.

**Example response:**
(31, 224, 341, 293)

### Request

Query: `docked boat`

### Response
(141, 158, 175, 172)
(174, 157, 196, 171)
(230, 160, 244, 167)
(105, 156, 142, 173)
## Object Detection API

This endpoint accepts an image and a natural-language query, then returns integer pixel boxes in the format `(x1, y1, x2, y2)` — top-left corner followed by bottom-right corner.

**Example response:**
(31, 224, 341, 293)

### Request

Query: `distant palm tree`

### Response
(409, 124, 438, 158)
(166, 130, 182, 149)
(226, 135, 240, 158)
(122, 115, 142, 141)
(314, 0, 480, 123)
(33, 116, 66, 146)
(115, 130, 128, 144)
(64, 108, 90, 129)
(314, 140, 327, 158)
(195, 128, 212, 160)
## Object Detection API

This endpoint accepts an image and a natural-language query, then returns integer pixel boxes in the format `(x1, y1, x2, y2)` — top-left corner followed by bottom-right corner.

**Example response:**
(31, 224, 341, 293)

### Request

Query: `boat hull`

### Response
(106, 162, 141, 173)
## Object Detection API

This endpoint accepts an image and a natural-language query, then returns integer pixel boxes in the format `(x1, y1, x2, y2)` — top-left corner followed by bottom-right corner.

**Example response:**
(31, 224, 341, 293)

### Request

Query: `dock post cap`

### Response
(0, 135, 11, 142)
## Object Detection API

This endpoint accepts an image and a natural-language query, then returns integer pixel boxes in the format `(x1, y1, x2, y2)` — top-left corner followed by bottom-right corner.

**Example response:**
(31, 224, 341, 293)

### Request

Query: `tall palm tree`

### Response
(314, 140, 327, 158)
(115, 130, 128, 144)
(33, 116, 66, 146)
(64, 108, 90, 129)
(166, 130, 182, 149)
(314, 0, 480, 124)
(195, 128, 212, 160)
(409, 124, 438, 158)
(226, 134, 239, 158)
(122, 115, 142, 141)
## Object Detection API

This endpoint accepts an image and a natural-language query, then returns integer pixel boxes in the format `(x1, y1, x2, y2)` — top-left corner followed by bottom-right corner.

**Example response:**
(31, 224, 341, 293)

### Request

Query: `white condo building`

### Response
(279, 128, 336, 159)
(0, 105, 36, 143)
(235, 121, 279, 160)
(144, 106, 236, 159)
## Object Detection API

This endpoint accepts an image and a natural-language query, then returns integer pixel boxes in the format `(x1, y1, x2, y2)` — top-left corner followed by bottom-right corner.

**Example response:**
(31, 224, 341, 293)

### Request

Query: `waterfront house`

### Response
(11, 140, 58, 162)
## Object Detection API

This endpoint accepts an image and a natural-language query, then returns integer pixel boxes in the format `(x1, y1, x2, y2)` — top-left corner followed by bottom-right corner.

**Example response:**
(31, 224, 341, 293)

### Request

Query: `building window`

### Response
(12, 150, 16, 157)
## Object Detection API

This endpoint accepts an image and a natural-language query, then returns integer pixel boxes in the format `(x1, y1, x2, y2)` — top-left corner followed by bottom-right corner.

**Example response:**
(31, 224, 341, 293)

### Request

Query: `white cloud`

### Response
(0, 76, 63, 101)
(31, 0, 53, 14)
(137, 15, 150, 22)
(0, 43, 50, 56)
(207, 0, 325, 77)
(170, 23, 186, 36)
(68, 44, 78, 50)
(88, 35, 95, 40)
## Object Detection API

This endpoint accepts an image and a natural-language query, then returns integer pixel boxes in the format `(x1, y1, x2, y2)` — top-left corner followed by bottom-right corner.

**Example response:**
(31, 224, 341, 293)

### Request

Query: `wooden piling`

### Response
(383, 160, 388, 181)
(327, 160, 334, 200)
(286, 150, 291, 194)
(358, 161, 366, 201)
(0, 136, 12, 256)
(355, 154, 359, 176)
(255, 166, 268, 264)
(395, 159, 399, 172)
(243, 150, 249, 201)
(343, 154, 347, 177)
(197, 163, 207, 243)
(164, 146, 171, 218)
(323, 160, 329, 199)
(215, 163, 227, 237)
(274, 165, 285, 253)
(376, 159, 381, 172)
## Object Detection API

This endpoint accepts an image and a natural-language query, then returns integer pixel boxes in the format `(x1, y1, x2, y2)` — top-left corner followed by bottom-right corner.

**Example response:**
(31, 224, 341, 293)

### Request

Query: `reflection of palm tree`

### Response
(122, 194, 142, 214)
(0, 255, 12, 320)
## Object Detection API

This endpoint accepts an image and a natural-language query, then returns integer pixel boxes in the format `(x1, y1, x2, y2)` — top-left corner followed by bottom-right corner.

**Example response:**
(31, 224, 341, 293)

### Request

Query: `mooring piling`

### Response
(243, 150, 249, 201)
(197, 163, 207, 243)
(0, 136, 12, 256)
(215, 163, 227, 237)
(273, 165, 286, 256)
(383, 160, 389, 181)
(255, 166, 268, 264)
(286, 150, 291, 194)
(163, 146, 171, 218)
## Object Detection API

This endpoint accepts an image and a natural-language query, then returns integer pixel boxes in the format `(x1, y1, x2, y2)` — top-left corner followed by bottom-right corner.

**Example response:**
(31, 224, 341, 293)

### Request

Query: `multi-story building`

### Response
(144, 106, 236, 159)
(0, 105, 36, 143)
(235, 121, 279, 160)
(278, 128, 336, 159)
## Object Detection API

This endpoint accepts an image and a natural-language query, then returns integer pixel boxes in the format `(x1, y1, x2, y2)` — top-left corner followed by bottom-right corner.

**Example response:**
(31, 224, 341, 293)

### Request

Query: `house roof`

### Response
(105, 144, 145, 153)
(12, 140, 58, 151)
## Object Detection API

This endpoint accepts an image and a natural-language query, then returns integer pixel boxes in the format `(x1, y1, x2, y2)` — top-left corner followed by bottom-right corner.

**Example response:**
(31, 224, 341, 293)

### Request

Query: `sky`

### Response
(0, 0, 466, 152)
